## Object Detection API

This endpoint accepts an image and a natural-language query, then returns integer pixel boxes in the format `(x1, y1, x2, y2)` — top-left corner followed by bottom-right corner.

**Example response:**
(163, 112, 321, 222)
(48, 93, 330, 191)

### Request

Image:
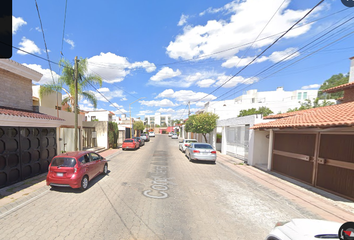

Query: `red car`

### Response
(46, 151, 108, 191)
(122, 138, 140, 150)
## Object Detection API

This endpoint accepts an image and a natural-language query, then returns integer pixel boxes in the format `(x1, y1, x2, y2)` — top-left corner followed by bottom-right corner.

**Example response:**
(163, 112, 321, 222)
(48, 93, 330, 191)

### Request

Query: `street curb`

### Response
(0, 150, 123, 218)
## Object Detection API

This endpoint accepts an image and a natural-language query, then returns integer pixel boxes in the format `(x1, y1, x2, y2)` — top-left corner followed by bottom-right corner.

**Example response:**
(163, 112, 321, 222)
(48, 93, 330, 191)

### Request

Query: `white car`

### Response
(265, 219, 342, 240)
(148, 131, 155, 137)
(171, 133, 178, 139)
(168, 132, 173, 137)
(179, 139, 197, 152)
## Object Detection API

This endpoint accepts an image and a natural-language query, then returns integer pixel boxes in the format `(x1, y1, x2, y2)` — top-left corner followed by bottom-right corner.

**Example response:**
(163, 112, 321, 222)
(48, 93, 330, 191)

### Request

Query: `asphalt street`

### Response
(0, 134, 321, 240)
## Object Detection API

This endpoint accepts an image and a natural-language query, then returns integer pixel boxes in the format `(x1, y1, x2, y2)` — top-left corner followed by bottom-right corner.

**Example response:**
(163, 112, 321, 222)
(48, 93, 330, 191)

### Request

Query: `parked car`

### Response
(168, 132, 173, 137)
(140, 133, 150, 142)
(265, 219, 342, 240)
(171, 133, 178, 139)
(149, 131, 155, 137)
(185, 143, 217, 163)
(133, 137, 145, 146)
(122, 138, 140, 150)
(46, 151, 108, 191)
(179, 139, 198, 152)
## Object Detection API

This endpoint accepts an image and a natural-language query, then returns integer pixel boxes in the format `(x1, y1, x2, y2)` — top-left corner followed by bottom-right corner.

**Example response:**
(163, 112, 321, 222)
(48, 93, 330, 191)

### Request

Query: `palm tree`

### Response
(40, 58, 102, 112)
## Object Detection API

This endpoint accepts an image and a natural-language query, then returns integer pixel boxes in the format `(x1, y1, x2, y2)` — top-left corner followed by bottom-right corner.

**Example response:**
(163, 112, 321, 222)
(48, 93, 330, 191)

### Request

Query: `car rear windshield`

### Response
(194, 144, 213, 149)
(186, 140, 197, 143)
(51, 157, 76, 167)
(124, 140, 133, 142)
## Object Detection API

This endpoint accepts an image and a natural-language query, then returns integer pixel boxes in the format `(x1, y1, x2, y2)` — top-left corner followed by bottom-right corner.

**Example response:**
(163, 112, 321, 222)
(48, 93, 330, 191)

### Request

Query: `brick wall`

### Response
(0, 68, 33, 111)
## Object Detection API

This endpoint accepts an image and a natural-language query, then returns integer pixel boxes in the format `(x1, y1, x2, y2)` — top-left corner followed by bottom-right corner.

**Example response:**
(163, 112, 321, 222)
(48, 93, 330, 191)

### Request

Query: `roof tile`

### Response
(252, 101, 354, 129)
(0, 107, 64, 121)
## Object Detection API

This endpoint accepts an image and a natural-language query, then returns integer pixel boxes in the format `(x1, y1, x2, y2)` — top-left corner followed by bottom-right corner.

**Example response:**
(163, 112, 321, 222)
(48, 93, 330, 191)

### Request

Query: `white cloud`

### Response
(199, 1, 238, 16)
(35, 27, 41, 32)
(178, 14, 189, 26)
(196, 79, 216, 88)
(110, 103, 124, 109)
(137, 110, 153, 116)
(150, 67, 181, 81)
(268, 47, 300, 62)
(64, 38, 75, 49)
(22, 63, 60, 84)
(221, 48, 299, 68)
(140, 99, 178, 107)
(87, 52, 156, 83)
(155, 89, 216, 103)
(130, 61, 156, 72)
(157, 108, 175, 113)
(167, 0, 315, 61)
(17, 37, 41, 55)
(13, 16, 27, 34)
(214, 75, 258, 88)
(301, 84, 321, 90)
(222, 55, 268, 68)
(120, 97, 127, 101)
(89, 87, 125, 102)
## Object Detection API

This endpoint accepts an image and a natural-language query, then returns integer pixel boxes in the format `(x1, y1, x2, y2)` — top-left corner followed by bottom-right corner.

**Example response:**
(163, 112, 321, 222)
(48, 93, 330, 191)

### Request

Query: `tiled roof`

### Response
(322, 81, 354, 93)
(263, 108, 314, 119)
(252, 101, 354, 129)
(0, 107, 64, 121)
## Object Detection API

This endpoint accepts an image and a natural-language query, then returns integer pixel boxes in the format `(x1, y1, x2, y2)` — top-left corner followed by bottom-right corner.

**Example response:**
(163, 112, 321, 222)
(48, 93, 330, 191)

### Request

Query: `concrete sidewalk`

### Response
(0, 148, 121, 213)
(216, 152, 354, 223)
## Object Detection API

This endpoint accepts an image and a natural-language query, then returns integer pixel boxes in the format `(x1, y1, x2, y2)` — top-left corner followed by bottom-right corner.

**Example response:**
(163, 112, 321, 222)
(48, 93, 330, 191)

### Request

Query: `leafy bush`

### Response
(108, 122, 119, 148)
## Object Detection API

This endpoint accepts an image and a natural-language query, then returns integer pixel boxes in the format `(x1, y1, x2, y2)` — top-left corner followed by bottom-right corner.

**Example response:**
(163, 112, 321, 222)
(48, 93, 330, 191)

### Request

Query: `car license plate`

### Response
(57, 172, 63, 177)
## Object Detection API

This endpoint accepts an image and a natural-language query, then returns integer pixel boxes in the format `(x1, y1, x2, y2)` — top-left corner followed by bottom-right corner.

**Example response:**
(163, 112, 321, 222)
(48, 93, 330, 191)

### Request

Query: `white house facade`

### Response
(144, 113, 171, 126)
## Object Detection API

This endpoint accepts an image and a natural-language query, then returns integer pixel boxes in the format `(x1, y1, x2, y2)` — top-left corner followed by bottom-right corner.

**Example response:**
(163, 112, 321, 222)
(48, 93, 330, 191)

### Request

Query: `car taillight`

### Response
(193, 150, 200, 153)
(211, 151, 216, 154)
(184, 144, 188, 146)
(74, 168, 77, 173)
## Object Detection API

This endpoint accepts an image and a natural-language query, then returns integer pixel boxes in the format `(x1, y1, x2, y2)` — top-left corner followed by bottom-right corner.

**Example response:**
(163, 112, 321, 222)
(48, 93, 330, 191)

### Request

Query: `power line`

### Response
(34, 0, 55, 83)
(195, 0, 325, 103)
(85, 80, 126, 115)
(60, 0, 68, 57)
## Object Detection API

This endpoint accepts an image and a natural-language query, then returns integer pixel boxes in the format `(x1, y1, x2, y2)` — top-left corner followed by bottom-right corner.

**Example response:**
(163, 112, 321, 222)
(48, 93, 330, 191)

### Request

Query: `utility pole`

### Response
(188, 101, 190, 117)
(74, 56, 79, 151)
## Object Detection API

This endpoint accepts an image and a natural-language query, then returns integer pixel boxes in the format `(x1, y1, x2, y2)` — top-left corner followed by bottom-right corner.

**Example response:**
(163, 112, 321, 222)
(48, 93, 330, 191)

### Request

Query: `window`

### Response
(303, 92, 307, 99)
(297, 92, 302, 100)
(55, 106, 62, 110)
(91, 116, 96, 121)
(90, 153, 101, 161)
(51, 157, 76, 167)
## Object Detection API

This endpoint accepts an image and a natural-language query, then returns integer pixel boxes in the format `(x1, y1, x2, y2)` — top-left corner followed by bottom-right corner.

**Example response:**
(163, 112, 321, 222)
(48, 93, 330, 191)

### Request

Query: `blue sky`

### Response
(11, 0, 354, 119)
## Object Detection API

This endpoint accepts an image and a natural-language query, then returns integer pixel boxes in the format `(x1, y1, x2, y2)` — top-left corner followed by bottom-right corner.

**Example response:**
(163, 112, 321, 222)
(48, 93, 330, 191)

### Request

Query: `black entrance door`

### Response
(0, 127, 57, 188)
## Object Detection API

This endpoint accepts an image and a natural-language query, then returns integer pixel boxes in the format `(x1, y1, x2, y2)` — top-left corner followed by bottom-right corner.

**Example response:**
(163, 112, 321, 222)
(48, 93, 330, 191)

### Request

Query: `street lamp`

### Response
(129, 97, 145, 138)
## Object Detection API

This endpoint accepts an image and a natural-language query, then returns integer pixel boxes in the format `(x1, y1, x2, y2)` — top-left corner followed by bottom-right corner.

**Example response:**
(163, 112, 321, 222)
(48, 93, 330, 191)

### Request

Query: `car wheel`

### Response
(188, 154, 192, 161)
(102, 164, 108, 175)
(80, 175, 89, 191)
(122, 148, 125, 151)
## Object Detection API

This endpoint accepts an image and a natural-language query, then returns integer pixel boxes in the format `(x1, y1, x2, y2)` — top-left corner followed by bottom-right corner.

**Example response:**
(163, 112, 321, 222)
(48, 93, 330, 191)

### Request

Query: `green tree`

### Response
(108, 122, 119, 148)
(238, 106, 273, 117)
(318, 73, 349, 100)
(133, 121, 145, 132)
(185, 112, 219, 142)
(40, 58, 102, 111)
(287, 98, 334, 112)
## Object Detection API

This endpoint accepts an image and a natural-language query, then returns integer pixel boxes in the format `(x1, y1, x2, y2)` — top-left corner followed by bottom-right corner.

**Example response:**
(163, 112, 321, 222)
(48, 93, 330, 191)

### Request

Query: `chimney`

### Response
(276, 86, 284, 91)
(350, 56, 354, 83)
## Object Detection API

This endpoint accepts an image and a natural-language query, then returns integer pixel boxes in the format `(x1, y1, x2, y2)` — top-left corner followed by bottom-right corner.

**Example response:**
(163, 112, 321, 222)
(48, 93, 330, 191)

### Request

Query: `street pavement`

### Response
(0, 134, 353, 240)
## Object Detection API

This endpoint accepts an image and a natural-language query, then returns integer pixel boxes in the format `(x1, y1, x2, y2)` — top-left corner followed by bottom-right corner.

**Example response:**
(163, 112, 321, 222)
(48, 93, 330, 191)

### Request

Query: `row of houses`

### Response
(0, 59, 144, 189)
(180, 56, 354, 201)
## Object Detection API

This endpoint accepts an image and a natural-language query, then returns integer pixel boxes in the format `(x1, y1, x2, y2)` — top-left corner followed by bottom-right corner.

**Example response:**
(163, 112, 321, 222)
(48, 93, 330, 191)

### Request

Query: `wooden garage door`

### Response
(316, 133, 354, 200)
(272, 132, 316, 184)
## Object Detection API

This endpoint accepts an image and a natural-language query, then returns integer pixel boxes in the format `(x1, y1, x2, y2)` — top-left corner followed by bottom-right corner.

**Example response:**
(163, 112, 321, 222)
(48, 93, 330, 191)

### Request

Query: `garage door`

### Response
(0, 127, 57, 188)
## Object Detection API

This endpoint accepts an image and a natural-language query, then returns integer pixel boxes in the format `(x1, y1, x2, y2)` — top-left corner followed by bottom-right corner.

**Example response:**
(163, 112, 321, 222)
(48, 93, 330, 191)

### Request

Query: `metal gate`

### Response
(272, 132, 354, 200)
(225, 125, 249, 161)
(0, 127, 56, 188)
(83, 127, 96, 149)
